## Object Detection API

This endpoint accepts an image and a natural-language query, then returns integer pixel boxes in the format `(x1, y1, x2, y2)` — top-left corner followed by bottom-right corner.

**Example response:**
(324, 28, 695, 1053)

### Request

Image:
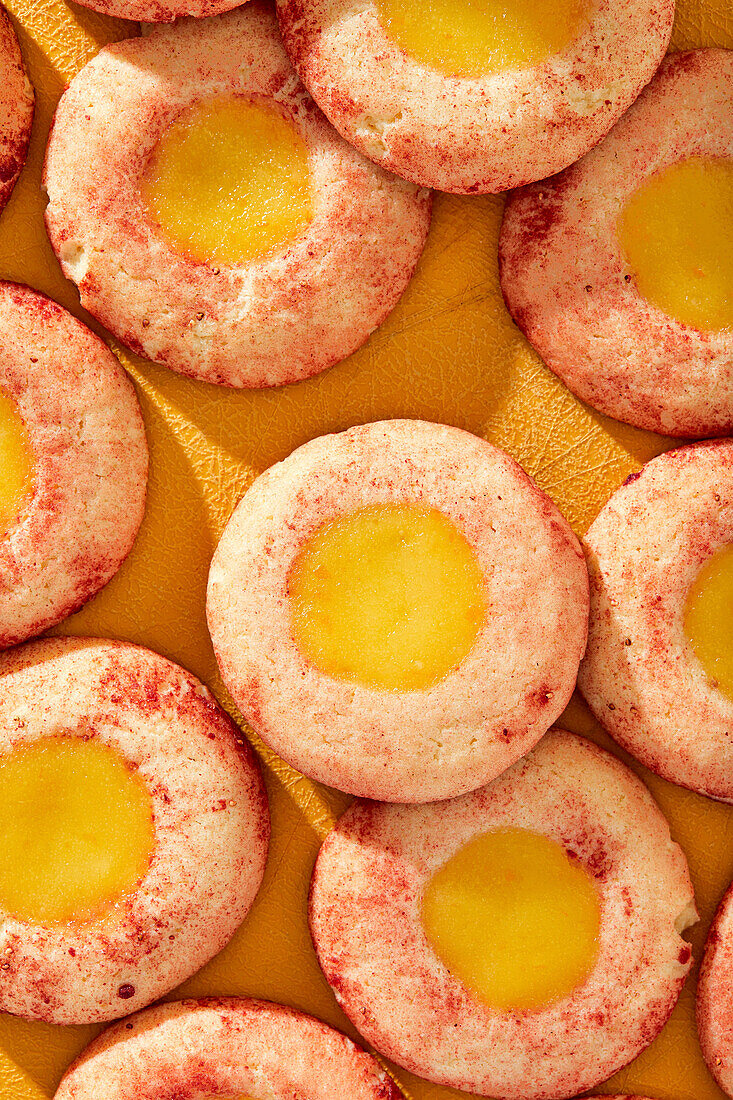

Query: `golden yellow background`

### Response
(0, 2, 730, 1097)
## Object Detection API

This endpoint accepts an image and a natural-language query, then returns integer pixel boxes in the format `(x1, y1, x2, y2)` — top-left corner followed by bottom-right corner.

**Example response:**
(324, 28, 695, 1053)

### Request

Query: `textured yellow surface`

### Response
(0, 3, 730, 1098)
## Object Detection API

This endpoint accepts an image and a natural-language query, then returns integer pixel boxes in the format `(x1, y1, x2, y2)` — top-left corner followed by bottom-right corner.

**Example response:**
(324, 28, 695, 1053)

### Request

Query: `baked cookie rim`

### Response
(53, 996, 402, 1099)
(0, 5, 34, 215)
(697, 880, 733, 1098)
(0, 636, 270, 1025)
(70, 0, 248, 22)
(308, 729, 695, 1099)
(578, 440, 733, 801)
(275, 0, 674, 192)
(43, 3, 431, 388)
(0, 280, 148, 650)
(499, 48, 733, 437)
(207, 419, 589, 803)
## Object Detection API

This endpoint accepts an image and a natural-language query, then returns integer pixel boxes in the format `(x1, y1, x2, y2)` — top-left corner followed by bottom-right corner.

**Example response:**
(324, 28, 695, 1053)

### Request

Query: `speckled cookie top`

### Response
(698, 883, 733, 1098)
(275, 0, 673, 193)
(207, 419, 589, 803)
(0, 637, 269, 1025)
(500, 49, 733, 437)
(44, 2, 430, 388)
(73, 0, 249, 21)
(310, 730, 696, 1100)
(578, 440, 733, 802)
(0, 6, 33, 214)
(54, 997, 401, 1099)
(0, 281, 147, 649)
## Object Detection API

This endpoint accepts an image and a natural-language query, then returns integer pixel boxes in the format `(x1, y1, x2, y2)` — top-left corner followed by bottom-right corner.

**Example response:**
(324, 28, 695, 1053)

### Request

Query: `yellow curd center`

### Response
(288, 503, 486, 691)
(618, 156, 733, 332)
(685, 544, 733, 699)
(375, 0, 589, 77)
(140, 96, 313, 265)
(421, 828, 601, 1012)
(0, 737, 155, 924)
(0, 385, 35, 539)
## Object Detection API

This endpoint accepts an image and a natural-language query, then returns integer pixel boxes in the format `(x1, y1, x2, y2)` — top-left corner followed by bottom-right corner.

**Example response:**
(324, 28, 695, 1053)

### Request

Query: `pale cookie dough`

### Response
(275, 0, 673, 193)
(698, 883, 733, 1098)
(578, 441, 733, 802)
(54, 998, 401, 1099)
(74, 0, 249, 21)
(44, 3, 431, 388)
(207, 420, 589, 803)
(0, 5, 33, 214)
(310, 730, 696, 1100)
(0, 637, 270, 1025)
(500, 49, 733, 437)
(0, 281, 147, 649)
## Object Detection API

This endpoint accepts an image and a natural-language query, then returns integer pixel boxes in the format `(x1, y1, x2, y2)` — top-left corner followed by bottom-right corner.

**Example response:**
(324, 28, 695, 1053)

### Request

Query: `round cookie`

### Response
(697, 883, 733, 1098)
(0, 5, 33, 215)
(0, 282, 147, 649)
(44, 3, 431, 389)
(54, 997, 401, 1099)
(0, 636, 269, 1025)
(309, 730, 696, 1100)
(274, 0, 673, 194)
(578, 441, 733, 802)
(73, 0, 249, 21)
(207, 419, 589, 803)
(500, 49, 733, 437)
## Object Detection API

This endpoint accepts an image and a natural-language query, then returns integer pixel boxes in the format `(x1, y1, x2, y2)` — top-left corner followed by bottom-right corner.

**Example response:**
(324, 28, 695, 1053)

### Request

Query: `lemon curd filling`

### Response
(0, 737, 155, 924)
(140, 96, 313, 266)
(0, 384, 35, 539)
(374, 0, 589, 78)
(288, 503, 487, 692)
(685, 544, 733, 699)
(618, 156, 733, 332)
(421, 828, 601, 1012)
